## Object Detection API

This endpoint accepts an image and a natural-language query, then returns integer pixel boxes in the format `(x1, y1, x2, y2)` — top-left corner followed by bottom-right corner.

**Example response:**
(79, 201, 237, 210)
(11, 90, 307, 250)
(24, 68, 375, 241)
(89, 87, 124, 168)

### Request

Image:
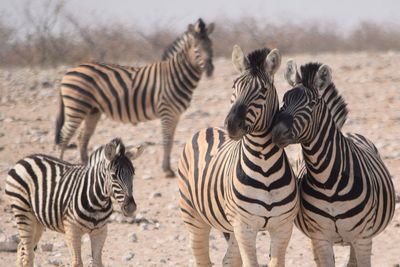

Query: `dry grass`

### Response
(1, 2, 400, 67)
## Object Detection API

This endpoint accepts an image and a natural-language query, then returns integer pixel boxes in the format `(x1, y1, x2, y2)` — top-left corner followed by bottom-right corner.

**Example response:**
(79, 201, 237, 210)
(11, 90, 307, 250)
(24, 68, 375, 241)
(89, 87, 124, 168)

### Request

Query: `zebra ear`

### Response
(231, 44, 249, 73)
(188, 23, 195, 34)
(207, 23, 215, 35)
(265, 48, 281, 76)
(126, 145, 144, 160)
(104, 143, 117, 161)
(314, 64, 332, 96)
(285, 59, 301, 87)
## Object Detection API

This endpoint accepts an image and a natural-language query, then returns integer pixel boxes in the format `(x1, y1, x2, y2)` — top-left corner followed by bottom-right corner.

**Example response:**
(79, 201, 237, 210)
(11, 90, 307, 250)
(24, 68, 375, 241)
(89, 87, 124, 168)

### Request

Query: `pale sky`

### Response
(1, 0, 399, 34)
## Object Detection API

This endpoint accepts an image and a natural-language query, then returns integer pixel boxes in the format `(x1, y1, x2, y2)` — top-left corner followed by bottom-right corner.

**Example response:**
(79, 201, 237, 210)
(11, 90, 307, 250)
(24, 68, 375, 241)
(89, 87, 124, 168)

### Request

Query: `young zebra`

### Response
(272, 61, 395, 266)
(55, 18, 214, 177)
(5, 138, 144, 267)
(178, 46, 299, 267)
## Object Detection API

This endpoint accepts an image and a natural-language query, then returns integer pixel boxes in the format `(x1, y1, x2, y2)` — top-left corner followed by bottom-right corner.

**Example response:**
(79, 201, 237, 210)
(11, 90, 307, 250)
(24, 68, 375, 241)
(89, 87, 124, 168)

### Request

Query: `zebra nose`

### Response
(225, 104, 247, 140)
(122, 196, 136, 217)
(272, 122, 293, 148)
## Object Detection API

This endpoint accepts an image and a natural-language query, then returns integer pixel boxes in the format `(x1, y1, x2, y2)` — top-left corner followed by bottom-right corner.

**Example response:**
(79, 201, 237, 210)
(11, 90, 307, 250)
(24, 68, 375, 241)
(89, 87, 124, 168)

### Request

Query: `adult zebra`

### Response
(5, 138, 144, 267)
(55, 18, 214, 177)
(271, 61, 395, 266)
(178, 46, 299, 267)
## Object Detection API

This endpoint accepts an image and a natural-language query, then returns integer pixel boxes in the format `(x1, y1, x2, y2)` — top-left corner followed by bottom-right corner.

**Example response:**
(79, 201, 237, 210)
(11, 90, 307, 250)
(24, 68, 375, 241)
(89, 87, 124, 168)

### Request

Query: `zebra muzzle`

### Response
(271, 122, 293, 148)
(122, 196, 137, 217)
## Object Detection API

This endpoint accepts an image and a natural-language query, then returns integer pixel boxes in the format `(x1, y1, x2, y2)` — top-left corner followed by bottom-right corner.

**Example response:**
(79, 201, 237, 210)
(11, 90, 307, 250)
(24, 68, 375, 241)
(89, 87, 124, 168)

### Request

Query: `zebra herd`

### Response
(4, 18, 395, 267)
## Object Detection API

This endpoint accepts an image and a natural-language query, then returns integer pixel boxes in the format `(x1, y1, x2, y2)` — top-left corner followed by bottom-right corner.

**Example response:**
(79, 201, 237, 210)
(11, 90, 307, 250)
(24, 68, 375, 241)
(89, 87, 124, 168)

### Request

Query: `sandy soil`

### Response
(0, 52, 399, 266)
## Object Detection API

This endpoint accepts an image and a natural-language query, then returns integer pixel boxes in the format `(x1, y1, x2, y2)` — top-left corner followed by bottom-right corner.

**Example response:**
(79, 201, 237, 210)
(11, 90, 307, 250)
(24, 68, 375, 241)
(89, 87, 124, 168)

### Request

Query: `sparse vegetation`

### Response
(1, 1, 400, 67)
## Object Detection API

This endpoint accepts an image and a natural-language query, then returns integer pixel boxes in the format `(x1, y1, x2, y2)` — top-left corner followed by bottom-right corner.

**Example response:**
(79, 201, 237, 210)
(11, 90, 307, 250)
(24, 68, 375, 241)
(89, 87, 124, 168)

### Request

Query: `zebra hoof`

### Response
(164, 169, 176, 178)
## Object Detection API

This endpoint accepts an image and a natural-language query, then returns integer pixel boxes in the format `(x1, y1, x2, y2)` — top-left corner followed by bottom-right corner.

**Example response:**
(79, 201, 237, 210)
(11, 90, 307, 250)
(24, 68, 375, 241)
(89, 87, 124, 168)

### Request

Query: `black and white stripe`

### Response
(178, 46, 299, 267)
(272, 61, 395, 266)
(5, 138, 143, 267)
(55, 18, 214, 177)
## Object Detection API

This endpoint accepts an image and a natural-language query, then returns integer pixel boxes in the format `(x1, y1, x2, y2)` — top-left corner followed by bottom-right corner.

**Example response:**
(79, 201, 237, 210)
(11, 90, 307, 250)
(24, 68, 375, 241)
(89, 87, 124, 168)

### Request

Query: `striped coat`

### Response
(272, 61, 395, 267)
(5, 138, 143, 267)
(178, 46, 298, 267)
(55, 18, 214, 177)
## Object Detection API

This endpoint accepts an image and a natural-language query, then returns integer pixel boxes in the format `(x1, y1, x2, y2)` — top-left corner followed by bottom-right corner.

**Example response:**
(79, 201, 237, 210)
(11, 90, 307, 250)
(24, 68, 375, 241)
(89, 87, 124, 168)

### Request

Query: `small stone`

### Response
(142, 174, 153, 180)
(129, 233, 138, 242)
(123, 252, 135, 261)
(47, 259, 63, 266)
(140, 223, 148, 231)
(150, 192, 162, 198)
(10, 234, 20, 243)
(41, 243, 53, 252)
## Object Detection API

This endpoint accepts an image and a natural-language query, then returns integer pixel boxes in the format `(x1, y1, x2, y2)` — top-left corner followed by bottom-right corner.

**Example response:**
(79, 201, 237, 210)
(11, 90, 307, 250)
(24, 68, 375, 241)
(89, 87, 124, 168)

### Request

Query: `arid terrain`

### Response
(0, 52, 399, 266)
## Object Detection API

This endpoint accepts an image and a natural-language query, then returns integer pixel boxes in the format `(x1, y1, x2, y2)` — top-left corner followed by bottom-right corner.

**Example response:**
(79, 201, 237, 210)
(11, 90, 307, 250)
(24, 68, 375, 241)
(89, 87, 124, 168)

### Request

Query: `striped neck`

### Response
(301, 104, 350, 187)
(166, 47, 203, 89)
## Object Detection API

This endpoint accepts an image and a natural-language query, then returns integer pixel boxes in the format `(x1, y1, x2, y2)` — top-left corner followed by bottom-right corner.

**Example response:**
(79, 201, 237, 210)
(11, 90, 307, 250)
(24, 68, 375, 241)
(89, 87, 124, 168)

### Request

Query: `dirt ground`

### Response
(0, 52, 399, 266)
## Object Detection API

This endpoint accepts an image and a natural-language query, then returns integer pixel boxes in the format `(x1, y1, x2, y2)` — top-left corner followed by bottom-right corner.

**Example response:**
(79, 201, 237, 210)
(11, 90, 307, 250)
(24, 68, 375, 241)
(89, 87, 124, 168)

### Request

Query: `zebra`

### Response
(178, 45, 299, 267)
(55, 18, 215, 177)
(271, 60, 395, 266)
(5, 138, 144, 267)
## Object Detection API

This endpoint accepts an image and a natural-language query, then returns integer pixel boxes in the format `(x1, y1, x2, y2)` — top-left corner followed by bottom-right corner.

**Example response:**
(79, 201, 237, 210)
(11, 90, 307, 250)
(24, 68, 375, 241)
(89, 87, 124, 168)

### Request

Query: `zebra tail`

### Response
(55, 92, 64, 145)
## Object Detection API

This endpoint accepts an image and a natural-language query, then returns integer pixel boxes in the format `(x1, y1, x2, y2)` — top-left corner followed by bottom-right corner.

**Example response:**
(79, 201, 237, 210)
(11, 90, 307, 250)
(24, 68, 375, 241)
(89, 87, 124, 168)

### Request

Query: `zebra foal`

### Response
(178, 46, 298, 267)
(55, 18, 214, 177)
(272, 61, 395, 266)
(5, 138, 144, 267)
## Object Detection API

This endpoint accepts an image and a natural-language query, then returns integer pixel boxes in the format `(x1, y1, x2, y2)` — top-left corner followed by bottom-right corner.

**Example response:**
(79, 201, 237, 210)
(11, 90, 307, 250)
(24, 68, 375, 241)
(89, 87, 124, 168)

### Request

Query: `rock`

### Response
(41, 243, 53, 252)
(142, 174, 153, 180)
(150, 192, 162, 198)
(140, 223, 148, 231)
(0, 241, 18, 252)
(129, 233, 138, 242)
(47, 259, 63, 266)
(123, 252, 135, 261)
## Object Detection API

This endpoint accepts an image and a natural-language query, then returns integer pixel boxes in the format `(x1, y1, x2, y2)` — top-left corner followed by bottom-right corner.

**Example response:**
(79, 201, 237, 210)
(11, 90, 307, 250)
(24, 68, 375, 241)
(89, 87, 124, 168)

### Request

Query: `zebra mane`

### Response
(161, 32, 190, 60)
(162, 18, 210, 60)
(246, 48, 271, 74)
(88, 138, 126, 163)
(299, 62, 349, 129)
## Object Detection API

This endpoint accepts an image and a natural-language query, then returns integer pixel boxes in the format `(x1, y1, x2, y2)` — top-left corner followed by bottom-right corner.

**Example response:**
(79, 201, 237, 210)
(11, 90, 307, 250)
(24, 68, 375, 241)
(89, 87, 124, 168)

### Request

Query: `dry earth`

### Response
(0, 52, 399, 266)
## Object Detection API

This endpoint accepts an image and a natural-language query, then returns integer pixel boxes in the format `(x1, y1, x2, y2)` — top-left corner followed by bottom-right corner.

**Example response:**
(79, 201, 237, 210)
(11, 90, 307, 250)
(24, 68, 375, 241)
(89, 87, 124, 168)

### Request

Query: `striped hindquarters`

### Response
(5, 154, 76, 232)
(178, 127, 233, 232)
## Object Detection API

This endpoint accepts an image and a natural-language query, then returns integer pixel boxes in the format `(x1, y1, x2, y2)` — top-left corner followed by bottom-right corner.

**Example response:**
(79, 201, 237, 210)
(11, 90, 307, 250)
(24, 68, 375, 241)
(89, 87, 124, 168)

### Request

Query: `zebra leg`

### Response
(77, 108, 101, 163)
(268, 221, 293, 267)
(311, 239, 335, 267)
(64, 222, 84, 267)
(15, 213, 38, 267)
(185, 218, 212, 266)
(352, 238, 372, 267)
(59, 115, 85, 160)
(346, 245, 357, 267)
(222, 233, 242, 267)
(160, 116, 179, 177)
(233, 222, 258, 267)
(89, 225, 107, 267)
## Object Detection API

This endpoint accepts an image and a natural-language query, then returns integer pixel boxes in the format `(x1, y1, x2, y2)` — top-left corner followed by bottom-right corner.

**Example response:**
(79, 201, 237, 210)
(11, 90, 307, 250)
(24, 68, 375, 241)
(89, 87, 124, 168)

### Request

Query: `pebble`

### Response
(129, 233, 138, 242)
(150, 192, 162, 198)
(47, 259, 63, 266)
(41, 243, 53, 252)
(123, 251, 135, 261)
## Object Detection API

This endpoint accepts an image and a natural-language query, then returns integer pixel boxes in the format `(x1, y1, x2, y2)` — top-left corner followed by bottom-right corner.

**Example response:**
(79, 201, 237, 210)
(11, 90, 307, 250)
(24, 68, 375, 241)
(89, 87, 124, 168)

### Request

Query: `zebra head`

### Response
(187, 18, 215, 77)
(103, 138, 144, 217)
(224, 45, 281, 140)
(272, 60, 333, 148)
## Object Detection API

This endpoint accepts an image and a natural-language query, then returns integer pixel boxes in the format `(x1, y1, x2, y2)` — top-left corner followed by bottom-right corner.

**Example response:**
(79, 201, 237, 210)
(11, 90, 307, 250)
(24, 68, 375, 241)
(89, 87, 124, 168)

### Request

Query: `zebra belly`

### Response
(297, 202, 374, 243)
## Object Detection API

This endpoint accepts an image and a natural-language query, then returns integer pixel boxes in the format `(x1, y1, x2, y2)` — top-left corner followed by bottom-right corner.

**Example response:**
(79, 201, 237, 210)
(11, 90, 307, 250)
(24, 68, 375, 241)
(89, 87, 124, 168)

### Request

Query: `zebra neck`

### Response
(85, 161, 111, 206)
(301, 110, 350, 187)
(239, 130, 285, 178)
(169, 49, 202, 89)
